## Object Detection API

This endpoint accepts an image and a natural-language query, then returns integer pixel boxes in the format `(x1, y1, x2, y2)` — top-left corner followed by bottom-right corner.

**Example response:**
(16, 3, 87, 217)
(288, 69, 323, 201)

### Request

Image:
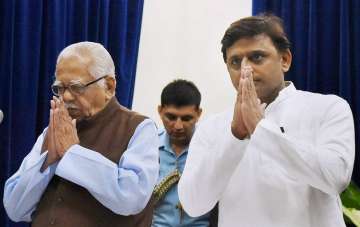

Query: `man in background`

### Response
(178, 14, 355, 227)
(152, 79, 217, 227)
(4, 41, 159, 227)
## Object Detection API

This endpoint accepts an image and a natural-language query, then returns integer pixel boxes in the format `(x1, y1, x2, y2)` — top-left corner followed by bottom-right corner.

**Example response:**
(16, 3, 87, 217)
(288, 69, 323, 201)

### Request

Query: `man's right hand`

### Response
(231, 63, 251, 140)
(41, 99, 61, 171)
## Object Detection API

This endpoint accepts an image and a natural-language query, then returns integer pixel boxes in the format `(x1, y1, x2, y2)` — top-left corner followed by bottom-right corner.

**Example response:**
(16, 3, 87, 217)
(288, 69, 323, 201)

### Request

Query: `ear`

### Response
(157, 105, 163, 115)
(104, 76, 116, 97)
(226, 62, 231, 73)
(280, 49, 292, 73)
(196, 108, 202, 118)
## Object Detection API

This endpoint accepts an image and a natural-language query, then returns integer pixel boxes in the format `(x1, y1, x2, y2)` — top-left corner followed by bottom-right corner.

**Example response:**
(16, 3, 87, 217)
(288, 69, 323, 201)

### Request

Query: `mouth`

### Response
(66, 107, 79, 112)
(65, 103, 79, 111)
(171, 132, 186, 138)
(66, 108, 81, 118)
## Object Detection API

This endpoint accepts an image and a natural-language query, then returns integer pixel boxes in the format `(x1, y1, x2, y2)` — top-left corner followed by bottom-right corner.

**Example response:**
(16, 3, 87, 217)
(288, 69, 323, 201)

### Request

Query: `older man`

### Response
(178, 14, 355, 227)
(3, 42, 159, 227)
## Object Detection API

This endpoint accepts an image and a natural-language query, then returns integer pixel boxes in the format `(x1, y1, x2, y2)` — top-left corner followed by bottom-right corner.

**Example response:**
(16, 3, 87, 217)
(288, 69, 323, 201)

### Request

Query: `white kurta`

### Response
(178, 83, 355, 227)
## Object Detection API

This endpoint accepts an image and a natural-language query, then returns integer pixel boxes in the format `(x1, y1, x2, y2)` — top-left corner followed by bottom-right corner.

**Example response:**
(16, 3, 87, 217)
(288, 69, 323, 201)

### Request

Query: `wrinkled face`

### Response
(225, 34, 292, 104)
(158, 105, 202, 146)
(54, 56, 112, 120)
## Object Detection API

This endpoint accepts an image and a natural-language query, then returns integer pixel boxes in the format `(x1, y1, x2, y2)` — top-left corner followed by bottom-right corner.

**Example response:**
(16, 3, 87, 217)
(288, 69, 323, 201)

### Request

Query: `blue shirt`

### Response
(3, 119, 159, 222)
(152, 128, 210, 227)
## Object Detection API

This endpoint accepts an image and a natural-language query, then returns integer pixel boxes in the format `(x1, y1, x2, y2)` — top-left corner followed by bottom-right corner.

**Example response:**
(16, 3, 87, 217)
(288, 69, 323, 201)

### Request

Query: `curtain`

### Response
(0, 1, 144, 226)
(252, 0, 360, 184)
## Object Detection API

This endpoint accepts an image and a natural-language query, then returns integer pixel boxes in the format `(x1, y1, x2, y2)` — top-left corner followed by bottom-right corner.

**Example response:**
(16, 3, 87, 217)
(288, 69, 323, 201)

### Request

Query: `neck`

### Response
(263, 81, 286, 105)
(170, 140, 188, 156)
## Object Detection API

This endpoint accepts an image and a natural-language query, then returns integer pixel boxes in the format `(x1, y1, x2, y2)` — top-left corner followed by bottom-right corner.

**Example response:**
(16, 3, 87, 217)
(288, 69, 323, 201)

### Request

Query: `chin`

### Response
(171, 136, 185, 140)
(171, 136, 186, 142)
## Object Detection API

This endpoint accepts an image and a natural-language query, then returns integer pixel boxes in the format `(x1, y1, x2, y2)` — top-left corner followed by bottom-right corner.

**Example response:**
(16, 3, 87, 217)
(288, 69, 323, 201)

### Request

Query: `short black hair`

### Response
(161, 79, 201, 109)
(221, 13, 291, 62)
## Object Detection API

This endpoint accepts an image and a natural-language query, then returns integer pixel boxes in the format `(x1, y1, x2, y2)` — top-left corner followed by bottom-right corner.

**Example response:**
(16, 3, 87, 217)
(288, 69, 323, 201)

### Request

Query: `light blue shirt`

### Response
(3, 118, 159, 222)
(152, 128, 210, 227)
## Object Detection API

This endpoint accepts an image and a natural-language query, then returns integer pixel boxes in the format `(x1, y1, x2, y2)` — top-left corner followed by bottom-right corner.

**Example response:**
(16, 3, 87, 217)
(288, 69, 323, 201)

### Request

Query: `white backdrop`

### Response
(133, 0, 252, 125)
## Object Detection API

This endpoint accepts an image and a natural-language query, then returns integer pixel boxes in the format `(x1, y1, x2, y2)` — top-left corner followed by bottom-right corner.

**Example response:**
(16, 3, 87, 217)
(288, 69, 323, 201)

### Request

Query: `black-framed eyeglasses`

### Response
(51, 75, 107, 96)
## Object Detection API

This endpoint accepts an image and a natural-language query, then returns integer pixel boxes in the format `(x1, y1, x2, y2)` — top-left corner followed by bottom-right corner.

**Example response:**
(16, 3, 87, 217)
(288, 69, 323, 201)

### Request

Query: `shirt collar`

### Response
(158, 128, 172, 151)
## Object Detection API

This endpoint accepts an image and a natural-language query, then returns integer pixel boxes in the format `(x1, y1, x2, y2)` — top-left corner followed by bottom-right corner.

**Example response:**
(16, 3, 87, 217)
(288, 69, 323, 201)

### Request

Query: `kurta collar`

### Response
(279, 81, 296, 98)
(265, 81, 296, 114)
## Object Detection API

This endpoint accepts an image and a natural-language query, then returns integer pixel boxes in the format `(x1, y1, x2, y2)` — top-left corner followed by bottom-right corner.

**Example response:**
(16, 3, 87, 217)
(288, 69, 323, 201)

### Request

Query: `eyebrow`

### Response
(227, 49, 268, 61)
(165, 113, 194, 119)
(248, 50, 267, 55)
(53, 79, 83, 85)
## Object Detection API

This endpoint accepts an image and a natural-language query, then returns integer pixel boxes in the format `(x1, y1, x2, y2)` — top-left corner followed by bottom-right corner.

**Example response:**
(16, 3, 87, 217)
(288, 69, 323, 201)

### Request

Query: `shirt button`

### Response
(57, 197, 63, 202)
(50, 219, 55, 225)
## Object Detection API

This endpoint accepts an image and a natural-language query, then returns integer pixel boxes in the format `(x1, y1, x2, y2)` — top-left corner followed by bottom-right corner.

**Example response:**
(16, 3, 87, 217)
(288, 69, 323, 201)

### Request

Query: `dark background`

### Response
(0, 1, 144, 226)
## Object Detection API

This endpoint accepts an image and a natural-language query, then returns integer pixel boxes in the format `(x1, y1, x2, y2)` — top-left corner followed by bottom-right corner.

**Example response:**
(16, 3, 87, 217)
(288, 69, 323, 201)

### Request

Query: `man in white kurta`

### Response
(178, 15, 355, 227)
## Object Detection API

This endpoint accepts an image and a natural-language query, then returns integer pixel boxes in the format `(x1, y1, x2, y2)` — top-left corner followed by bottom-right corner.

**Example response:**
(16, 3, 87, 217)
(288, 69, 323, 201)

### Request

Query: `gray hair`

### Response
(56, 41, 116, 87)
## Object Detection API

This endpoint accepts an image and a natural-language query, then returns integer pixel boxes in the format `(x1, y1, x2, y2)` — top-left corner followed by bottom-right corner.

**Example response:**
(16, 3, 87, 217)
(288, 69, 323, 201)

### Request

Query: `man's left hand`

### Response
(240, 68, 266, 134)
(53, 98, 79, 157)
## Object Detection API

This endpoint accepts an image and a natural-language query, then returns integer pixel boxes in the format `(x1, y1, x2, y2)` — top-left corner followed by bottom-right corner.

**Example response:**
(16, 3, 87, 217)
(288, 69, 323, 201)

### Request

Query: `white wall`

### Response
(133, 0, 252, 125)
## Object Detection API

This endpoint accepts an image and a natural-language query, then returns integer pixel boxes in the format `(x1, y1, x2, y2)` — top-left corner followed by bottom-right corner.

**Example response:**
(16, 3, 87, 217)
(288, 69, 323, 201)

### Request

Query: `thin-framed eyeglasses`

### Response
(51, 75, 107, 96)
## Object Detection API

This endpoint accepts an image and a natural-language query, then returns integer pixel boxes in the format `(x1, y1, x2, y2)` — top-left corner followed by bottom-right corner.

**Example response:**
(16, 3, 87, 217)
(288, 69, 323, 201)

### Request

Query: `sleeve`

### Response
(178, 116, 249, 217)
(3, 130, 58, 222)
(55, 118, 160, 215)
(250, 98, 355, 195)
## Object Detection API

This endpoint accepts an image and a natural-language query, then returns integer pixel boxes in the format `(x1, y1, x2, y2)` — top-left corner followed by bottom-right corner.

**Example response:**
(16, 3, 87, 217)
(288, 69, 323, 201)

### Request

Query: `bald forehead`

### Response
(55, 56, 95, 82)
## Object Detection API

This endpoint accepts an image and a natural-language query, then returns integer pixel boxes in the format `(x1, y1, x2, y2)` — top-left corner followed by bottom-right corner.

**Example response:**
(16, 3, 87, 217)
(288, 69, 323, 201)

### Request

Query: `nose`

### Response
(174, 118, 184, 130)
(62, 88, 75, 102)
(241, 57, 251, 68)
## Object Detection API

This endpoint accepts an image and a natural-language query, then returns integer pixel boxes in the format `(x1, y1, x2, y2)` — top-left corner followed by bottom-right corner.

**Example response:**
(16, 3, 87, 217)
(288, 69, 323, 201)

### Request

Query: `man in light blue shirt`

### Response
(152, 79, 217, 227)
(3, 42, 159, 227)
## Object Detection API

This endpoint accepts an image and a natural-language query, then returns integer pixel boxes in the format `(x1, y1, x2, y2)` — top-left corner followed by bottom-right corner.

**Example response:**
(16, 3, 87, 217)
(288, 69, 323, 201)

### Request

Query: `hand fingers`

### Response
(242, 58, 253, 73)
(240, 60, 255, 96)
(241, 58, 249, 79)
(51, 99, 56, 110)
(246, 78, 253, 102)
(54, 96, 65, 116)
(50, 108, 58, 153)
(58, 96, 65, 110)
(57, 99, 66, 118)
(72, 119, 76, 127)
(241, 58, 249, 70)
(241, 66, 251, 79)
(242, 68, 258, 106)
(72, 119, 78, 133)
(243, 78, 258, 108)
(53, 97, 71, 122)
(237, 77, 244, 103)
(60, 99, 71, 119)
(247, 68, 257, 97)
(46, 109, 54, 153)
(53, 109, 63, 155)
(54, 96, 61, 109)
(241, 58, 254, 77)
(242, 78, 250, 103)
(49, 109, 54, 130)
(53, 108, 60, 129)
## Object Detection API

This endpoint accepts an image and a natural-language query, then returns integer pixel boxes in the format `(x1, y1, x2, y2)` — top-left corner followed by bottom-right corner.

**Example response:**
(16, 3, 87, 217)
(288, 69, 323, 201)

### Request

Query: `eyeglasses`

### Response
(51, 75, 107, 96)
